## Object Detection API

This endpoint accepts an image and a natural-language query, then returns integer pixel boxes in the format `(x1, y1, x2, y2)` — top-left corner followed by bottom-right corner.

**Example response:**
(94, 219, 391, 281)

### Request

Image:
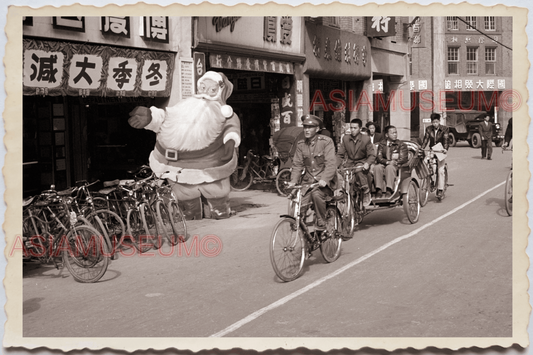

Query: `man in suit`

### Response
(479, 113, 494, 160)
(287, 114, 337, 231)
(374, 125, 409, 199)
(337, 119, 376, 206)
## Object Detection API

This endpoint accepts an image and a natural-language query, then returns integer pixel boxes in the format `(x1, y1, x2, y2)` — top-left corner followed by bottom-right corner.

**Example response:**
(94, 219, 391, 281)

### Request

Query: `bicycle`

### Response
(69, 180, 125, 257)
(502, 144, 512, 216)
(230, 149, 291, 196)
(336, 166, 363, 240)
(23, 187, 110, 283)
(269, 182, 343, 282)
(419, 149, 450, 205)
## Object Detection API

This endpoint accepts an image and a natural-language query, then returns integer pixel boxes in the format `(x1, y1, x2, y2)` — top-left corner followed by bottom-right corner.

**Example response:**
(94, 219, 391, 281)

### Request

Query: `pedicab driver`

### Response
(287, 114, 337, 231)
(422, 113, 449, 198)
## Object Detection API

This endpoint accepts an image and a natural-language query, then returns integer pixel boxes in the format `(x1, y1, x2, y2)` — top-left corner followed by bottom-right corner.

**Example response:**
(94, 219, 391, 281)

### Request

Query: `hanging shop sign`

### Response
(53, 16, 85, 32)
(304, 22, 371, 80)
(23, 39, 174, 97)
(365, 16, 396, 37)
(209, 53, 294, 74)
(409, 17, 425, 48)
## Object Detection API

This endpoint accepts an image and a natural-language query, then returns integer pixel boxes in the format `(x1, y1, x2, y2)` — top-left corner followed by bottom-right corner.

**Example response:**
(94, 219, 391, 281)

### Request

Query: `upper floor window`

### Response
(484, 16, 496, 31)
(447, 16, 458, 30)
(485, 47, 496, 75)
(448, 47, 459, 74)
(466, 47, 478, 74)
(465, 16, 477, 30)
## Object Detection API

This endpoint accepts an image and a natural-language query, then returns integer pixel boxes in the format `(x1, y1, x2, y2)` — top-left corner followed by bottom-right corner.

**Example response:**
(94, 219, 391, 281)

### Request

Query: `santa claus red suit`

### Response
(128, 71, 241, 219)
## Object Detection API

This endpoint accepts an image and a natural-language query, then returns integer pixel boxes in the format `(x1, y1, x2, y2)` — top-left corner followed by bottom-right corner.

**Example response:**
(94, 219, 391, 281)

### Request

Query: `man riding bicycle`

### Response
(336, 118, 376, 206)
(287, 114, 337, 231)
(422, 113, 449, 198)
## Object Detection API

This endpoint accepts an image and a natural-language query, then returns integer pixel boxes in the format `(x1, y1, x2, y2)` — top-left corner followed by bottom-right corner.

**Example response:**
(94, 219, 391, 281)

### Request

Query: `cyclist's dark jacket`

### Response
(422, 125, 449, 150)
(336, 133, 376, 167)
(290, 135, 337, 189)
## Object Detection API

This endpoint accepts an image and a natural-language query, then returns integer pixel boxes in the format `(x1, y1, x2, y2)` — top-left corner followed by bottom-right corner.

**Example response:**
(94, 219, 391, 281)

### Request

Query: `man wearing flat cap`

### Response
(288, 114, 337, 231)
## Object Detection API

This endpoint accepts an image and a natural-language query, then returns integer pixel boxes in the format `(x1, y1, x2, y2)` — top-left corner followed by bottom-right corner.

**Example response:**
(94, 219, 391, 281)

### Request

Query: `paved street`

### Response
(22, 142, 513, 338)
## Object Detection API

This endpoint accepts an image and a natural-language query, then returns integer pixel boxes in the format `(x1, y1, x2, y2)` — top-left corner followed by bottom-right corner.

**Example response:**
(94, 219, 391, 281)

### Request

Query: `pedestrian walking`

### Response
(479, 113, 493, 160)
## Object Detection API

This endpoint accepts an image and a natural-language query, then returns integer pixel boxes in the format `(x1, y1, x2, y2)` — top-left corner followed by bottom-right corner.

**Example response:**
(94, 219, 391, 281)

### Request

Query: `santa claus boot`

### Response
(207, 197, 232, 219)
(178, 197, 203, 220)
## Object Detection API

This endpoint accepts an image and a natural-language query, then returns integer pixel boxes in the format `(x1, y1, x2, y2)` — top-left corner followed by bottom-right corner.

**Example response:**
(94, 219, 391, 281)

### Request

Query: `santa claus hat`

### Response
(198, 71, 234, 118)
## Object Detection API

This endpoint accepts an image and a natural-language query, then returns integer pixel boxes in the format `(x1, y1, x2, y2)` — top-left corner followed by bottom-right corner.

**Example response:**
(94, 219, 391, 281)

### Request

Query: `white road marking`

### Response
(210, 181, 506, 337)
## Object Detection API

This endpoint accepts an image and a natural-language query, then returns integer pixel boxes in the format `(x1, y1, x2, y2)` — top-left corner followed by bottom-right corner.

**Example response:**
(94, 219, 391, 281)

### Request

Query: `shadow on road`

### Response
(23, 297, 44, 315)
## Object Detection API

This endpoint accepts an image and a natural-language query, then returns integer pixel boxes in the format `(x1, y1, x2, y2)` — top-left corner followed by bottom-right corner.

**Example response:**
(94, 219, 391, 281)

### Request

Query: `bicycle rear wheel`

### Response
(156, 200, 188, 246)
(320, 207, 342, 263)
(505, 170, 512, 216)
(230, 167, 253, 191)
(63, 224, 109, 283)
(275, 168, 292, 197)
(270, 217, 305, 282)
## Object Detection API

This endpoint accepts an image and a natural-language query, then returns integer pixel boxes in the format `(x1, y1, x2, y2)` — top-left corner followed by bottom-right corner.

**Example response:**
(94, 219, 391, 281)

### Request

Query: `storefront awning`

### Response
(23, 39, 175, 97)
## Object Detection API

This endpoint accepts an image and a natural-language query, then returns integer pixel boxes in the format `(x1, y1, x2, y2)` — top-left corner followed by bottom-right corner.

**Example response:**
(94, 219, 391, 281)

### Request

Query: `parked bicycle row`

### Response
(22, 166, 187, 283)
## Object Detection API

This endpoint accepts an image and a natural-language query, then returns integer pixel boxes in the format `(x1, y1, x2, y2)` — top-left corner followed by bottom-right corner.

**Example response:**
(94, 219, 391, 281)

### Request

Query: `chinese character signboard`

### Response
(410, 17, 425, 48)
(209, 53, 294, 74)
(101, 16, 130, 38)
(53, 16, 85, 32)
(365, 16, 396, 37)
(23, 39, 174, 97)
(143, 16, 169, 43)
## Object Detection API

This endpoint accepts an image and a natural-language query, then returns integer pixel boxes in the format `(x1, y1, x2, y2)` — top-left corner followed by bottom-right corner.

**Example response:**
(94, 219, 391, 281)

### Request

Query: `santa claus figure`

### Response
(128, 71, 240, 219)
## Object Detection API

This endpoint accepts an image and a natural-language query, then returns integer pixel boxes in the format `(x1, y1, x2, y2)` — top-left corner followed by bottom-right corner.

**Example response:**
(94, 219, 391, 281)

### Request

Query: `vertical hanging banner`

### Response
(23, 39, 175, 97)
(178, 58, 194, 100)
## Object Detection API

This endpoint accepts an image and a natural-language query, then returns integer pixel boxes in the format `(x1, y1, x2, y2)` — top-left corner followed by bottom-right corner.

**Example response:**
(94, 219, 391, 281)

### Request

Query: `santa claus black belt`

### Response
(155, 140, 223, 162)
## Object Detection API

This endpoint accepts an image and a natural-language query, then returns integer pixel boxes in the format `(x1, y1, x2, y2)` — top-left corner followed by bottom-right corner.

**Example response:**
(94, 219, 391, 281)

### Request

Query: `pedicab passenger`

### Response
(373, 126, 409, 199)
(287, 114, 337, 231)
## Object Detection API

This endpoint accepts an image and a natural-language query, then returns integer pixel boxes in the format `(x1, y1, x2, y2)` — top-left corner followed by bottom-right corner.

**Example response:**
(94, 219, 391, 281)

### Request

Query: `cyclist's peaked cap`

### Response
(301, 114, 323, 127)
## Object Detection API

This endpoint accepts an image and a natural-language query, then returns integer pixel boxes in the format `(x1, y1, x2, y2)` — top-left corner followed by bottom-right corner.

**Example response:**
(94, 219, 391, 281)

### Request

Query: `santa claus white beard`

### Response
(158, 97, 227, 151)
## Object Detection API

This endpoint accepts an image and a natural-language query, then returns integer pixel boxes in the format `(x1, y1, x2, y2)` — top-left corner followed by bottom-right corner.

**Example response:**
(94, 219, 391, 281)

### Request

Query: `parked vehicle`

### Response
(444, 110, 503, 148)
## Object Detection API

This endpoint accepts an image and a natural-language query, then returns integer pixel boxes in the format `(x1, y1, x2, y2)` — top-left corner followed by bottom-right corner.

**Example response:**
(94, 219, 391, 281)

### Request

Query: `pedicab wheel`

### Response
(403, 180, 420, 224)
(270, 217, 306, 282)
(419, 176, 430, 207)
(63, 224, 110, 283)
(504, 170, 512, 216)
(275, 168, 292, 197)
(230, 167, 253, 191)
(320, 207, 342, 263)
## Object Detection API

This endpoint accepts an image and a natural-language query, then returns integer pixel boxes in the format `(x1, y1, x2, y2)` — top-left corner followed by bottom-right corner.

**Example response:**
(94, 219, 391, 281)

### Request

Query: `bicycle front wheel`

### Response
(156, 200, 188, 246)
(419, 176, 430, 207)
(87, 210, 125, 253)
(126, 209, 153, 253)
(320, 207, 342, 263)
(140, 204, 162, 250)
(230, 167, 253, 191)
(505, 170, 512, 216)
(270, 218, 305, 282)
(63, 224, 109, 283)
(275, 168, 292, 197)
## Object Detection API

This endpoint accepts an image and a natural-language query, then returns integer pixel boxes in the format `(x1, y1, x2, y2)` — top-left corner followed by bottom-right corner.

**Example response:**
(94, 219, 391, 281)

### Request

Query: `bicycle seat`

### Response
(23, 196, 35, 207)
(262, 155, 273, 161)
(98, 187, 116, 195)
(103, 179, 120, 187)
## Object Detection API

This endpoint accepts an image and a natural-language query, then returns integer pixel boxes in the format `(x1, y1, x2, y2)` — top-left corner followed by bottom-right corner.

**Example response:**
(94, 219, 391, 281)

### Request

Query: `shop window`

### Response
(447, 47, 459, 75)
(446, 16, 458, 30)
(485, 47, 496, 75)
(465, 16, 476, 31)
(466, 47, 478, 74)
(484, 16, 496, 31)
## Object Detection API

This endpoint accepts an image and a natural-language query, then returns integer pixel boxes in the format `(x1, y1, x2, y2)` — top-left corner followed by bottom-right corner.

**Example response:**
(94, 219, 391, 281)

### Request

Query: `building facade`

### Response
(408, 16, 512, 139)
(22, 16, 192, 196)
